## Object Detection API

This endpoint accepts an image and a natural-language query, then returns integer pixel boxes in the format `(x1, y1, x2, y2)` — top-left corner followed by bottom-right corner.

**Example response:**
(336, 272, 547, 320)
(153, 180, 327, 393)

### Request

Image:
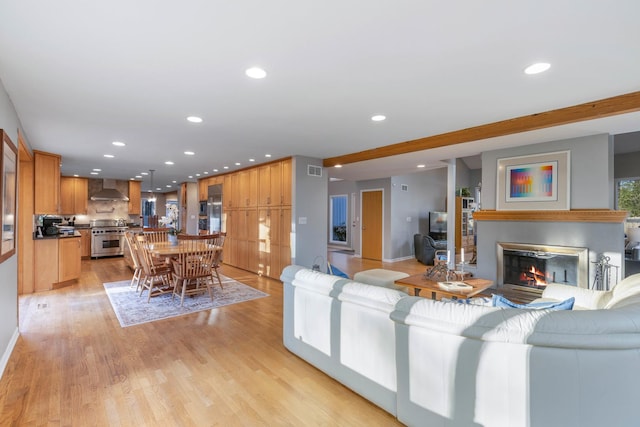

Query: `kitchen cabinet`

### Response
(34, 150, 61, 214)
(281, 158, 292, 206)
(34, 236, 81, 292)
(128, 181, 141, 215)
(60, 176, 88, 214)
(58, 237, 81, 283)
(79, 229, 91, 259)
(258, 159, 291, 206)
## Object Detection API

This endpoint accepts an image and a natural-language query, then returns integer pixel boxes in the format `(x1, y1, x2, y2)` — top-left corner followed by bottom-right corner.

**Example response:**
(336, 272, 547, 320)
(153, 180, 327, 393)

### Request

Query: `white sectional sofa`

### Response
(281, 265, 640, 427)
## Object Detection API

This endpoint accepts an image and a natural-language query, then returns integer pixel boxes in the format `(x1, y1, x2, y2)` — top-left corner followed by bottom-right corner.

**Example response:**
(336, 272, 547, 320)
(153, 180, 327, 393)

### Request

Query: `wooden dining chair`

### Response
(124, 231, 144, 291)
(171, 235, 218, 306)
(135, 235, 173, 302)
(142, 228, 170, 243)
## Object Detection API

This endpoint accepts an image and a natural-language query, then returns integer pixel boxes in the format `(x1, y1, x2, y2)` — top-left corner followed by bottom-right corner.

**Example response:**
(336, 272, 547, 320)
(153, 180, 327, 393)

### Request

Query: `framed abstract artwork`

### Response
(496, 150, 570, 211)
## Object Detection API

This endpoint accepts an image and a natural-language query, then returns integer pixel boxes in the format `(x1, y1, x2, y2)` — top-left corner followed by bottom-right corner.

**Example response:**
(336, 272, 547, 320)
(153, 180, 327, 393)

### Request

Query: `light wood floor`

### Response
(0, 253, 427, 426)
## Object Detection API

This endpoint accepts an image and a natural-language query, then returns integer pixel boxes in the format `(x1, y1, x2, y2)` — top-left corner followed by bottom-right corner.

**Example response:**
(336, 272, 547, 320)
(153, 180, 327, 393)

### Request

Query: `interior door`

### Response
(361, 190, 382, 260)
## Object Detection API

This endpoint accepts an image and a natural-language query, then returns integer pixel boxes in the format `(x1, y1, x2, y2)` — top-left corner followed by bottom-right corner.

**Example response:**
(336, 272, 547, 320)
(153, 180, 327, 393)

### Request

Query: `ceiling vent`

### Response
(307, 165, 322, 177)
(90, 179, 130, 201)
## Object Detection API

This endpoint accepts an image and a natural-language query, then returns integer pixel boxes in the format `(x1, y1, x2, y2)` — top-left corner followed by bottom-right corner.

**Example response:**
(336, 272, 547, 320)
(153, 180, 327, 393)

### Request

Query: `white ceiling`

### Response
(1, 1, 639, 191)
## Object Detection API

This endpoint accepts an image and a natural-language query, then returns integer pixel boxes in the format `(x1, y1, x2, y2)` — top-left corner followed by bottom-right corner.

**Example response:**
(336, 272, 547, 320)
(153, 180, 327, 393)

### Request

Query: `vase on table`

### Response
(168, 234, 178, 246)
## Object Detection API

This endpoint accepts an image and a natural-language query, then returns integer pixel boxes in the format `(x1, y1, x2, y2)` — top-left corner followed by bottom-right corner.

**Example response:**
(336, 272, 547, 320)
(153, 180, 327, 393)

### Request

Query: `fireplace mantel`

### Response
(473, 209, 627, 223)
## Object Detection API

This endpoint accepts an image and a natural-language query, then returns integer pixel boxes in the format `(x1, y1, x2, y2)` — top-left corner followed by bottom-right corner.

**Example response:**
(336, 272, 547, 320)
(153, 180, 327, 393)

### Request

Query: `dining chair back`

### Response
(171, 236, 218, 306)
(124, 231, 144, 291)
(135, 234, 173, 302)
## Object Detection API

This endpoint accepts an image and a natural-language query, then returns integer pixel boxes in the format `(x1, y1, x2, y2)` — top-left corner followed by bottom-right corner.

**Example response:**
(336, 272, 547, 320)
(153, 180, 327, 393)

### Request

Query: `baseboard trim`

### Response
(0, 327, 19, 381)
(383, 255, 416, 263)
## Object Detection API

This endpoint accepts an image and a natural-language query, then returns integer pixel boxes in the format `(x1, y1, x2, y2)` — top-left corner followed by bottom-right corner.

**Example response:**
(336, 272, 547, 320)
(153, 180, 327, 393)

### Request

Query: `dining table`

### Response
(146, 241, 222, 258)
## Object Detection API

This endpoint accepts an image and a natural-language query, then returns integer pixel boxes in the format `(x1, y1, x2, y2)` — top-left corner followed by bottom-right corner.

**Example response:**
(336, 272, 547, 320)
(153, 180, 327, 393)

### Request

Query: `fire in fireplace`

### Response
(497, 242, 589, 297)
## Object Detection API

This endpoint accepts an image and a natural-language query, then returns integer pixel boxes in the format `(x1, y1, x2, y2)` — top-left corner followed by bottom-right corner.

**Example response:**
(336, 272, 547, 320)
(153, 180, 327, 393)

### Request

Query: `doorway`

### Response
(361, 189, 383, 260)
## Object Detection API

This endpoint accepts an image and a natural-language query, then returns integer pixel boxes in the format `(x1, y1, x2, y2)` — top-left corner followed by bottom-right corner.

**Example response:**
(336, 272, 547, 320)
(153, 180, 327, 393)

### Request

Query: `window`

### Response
(330, 195, 348, 243)
(617, 178, 640, 218)
(142, 198, 156, 227)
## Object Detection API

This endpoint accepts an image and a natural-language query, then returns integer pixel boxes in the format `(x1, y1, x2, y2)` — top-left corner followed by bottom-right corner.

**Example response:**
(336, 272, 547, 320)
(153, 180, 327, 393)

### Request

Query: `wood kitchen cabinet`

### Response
(34, 150, 61, 214)
(60, 176, 88, 214)
(217, 157, 292, 279)
(128, 181, 141, 215)
(58, 237, 81, 283)
(78, 229, 91, 259)
(34, 236, 81, 292)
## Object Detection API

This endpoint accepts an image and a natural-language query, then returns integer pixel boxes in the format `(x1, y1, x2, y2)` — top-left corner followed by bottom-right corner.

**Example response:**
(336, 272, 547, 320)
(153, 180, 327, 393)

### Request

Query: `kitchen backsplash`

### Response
(88, 179, 131, 220)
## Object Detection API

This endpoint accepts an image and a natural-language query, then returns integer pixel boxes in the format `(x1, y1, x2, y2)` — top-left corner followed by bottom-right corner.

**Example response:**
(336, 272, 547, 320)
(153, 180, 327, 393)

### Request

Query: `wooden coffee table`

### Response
(395, 273, 493, 300)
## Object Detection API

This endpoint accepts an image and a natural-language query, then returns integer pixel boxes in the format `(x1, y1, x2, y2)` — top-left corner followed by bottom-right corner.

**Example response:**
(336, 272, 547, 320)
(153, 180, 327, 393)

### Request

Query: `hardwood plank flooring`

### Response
(0, 255, 411, 426)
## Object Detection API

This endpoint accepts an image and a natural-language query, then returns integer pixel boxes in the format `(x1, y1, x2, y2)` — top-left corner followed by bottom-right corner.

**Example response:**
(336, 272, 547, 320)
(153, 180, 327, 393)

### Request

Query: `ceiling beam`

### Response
(323, 90, 640, 167)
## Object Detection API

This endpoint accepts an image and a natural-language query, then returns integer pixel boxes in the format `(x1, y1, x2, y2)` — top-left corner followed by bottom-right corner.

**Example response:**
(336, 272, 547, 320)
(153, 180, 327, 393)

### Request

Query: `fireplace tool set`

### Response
(591, 255, 619, 291)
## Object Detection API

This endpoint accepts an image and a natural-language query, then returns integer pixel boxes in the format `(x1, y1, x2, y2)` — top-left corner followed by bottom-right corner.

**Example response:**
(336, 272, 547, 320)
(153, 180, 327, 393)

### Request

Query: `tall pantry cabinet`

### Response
(217, 158, 291, 279)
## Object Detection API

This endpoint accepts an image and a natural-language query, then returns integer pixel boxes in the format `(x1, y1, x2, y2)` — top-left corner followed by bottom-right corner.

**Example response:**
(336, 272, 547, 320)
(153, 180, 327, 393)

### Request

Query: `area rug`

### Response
(103, 275, 269, 327)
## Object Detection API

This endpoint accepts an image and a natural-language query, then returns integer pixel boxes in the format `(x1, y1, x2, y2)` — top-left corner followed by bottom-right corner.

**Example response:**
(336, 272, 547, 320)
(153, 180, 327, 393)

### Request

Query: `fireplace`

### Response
(497, 242, 589, 299)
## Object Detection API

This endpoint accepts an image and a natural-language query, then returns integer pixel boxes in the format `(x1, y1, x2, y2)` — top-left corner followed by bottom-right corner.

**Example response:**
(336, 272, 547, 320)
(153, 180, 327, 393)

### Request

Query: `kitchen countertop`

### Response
(34, 231, 82, 240)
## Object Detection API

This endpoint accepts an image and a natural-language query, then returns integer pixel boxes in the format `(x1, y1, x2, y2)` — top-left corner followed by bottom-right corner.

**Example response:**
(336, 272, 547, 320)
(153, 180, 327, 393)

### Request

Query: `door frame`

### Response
(359, 188, 384, 260)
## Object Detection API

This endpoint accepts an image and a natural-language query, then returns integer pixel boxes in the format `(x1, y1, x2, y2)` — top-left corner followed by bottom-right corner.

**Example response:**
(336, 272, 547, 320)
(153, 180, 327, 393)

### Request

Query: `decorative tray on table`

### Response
(437, 281, 473, 291)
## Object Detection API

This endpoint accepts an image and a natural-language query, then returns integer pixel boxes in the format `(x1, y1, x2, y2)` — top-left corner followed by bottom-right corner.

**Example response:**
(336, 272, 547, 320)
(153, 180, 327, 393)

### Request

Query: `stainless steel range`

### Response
(91, 219, 128, 258)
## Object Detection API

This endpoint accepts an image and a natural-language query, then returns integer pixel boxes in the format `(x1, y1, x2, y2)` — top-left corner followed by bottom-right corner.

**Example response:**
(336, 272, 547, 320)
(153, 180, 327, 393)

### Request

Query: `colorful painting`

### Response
(496, 150, 570, 211)
(506, 161, 557, 202)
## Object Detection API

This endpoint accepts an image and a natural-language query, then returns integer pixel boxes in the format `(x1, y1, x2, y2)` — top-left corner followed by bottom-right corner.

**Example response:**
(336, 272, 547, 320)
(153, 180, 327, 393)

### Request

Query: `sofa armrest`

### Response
(541, 283, 611, 309)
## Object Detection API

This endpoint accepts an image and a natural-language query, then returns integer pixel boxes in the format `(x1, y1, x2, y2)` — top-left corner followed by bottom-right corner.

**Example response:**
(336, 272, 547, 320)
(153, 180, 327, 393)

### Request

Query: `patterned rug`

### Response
(103, 275, 269, 327)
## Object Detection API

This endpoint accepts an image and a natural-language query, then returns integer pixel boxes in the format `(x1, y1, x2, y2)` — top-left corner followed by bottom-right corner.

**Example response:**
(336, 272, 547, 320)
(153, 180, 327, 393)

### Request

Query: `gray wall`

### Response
(291, 156, 328, 269)
(482, 133, 613, 209)
(477, 133, 624, 285)
(389, 168, 447, 260)
(0, 79, 20, 377)
(615, 150, 640, 179)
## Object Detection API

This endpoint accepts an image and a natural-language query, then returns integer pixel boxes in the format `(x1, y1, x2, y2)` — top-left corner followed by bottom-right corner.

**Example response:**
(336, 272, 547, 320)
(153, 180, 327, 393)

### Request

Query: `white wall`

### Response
(0, 78, 21, 378)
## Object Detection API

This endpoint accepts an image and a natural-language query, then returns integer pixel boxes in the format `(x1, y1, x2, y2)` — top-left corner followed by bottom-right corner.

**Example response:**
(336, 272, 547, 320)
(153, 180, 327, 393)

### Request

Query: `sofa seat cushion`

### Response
(353, 269, 410, 293)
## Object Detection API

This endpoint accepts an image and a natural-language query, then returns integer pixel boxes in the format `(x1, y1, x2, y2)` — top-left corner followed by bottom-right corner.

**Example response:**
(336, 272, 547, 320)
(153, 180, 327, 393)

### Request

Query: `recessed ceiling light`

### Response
(135, 175, 142, 178)
(249, 158, 255, 162)
(141, 172, 148, 175)
(187, 116, 203, 123)
(223, 166, 229, 169)
(73, 174, 79, 177)
(235, 162, 241, 166)
(104, 154, 114, 158)
(172, 180, 177, 183)
(93, 168, 101, 172)
(334, 164, 342, 168)
(188, 175, 193, 179)
(165, 161, 174, 165)
(112, 141, 125, 147)
(203, 171, 209, 174)
(417, 164, 425, 168)
(90, 172, 99, 175)
(166, 185, 171, 188)
(196, 173, 201, 177)
(155, 187, 161, 191)
(213, 169, 219, 172)
(129, 178, 135, 180)
(371, 115, 386, 122)
(184, 151, 195, 155)
(524, 62, 551, 75)
(265, 154, 271, 158)
(245, 67, 267, 79)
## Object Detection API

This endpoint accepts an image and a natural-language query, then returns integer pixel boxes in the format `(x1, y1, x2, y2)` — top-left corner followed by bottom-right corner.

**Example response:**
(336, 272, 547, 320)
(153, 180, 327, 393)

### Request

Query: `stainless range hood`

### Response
(90, 179, 130, 201)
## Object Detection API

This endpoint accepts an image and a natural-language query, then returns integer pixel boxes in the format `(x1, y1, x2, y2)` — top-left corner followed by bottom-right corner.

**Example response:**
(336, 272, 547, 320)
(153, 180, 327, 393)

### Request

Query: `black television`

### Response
(429, 211, 447, 240)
